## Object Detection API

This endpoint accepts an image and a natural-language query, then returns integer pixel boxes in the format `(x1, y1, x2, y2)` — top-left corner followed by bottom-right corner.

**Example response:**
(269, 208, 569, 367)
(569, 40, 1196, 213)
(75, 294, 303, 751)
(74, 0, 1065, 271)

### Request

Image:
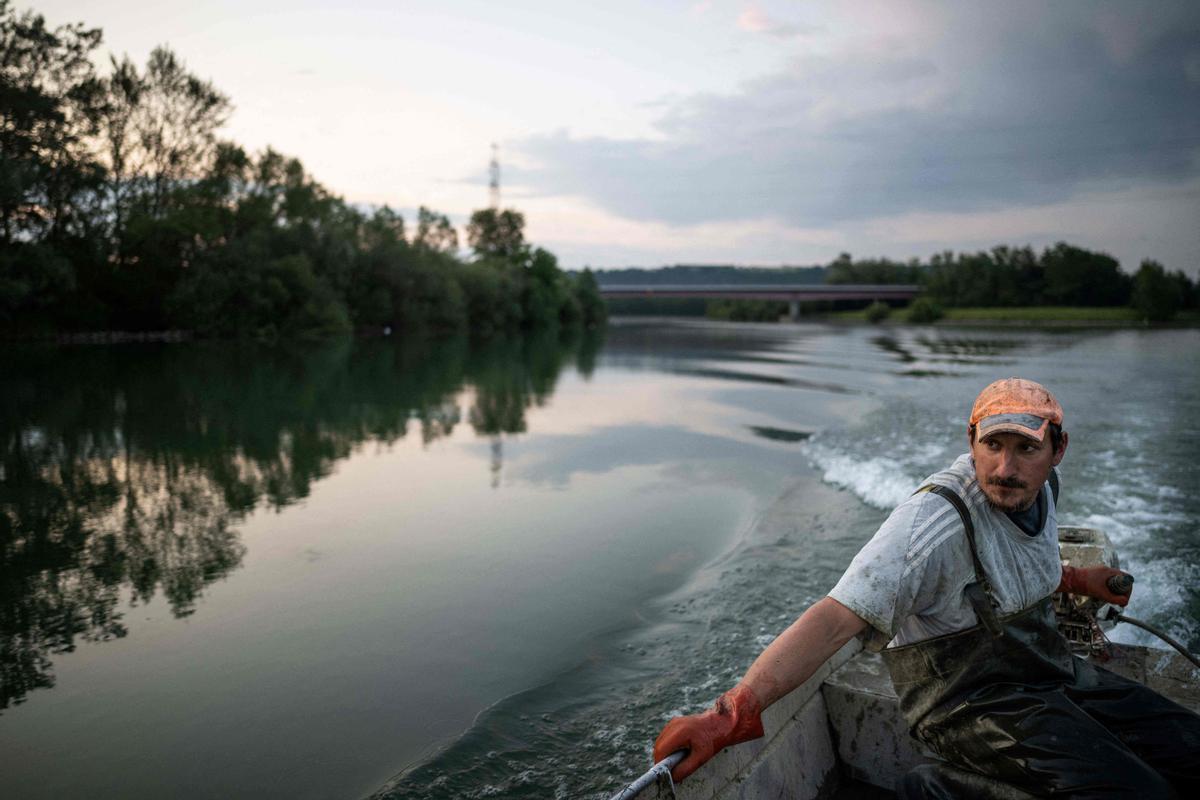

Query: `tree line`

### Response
(597, 244, 1196, 323)
(0, 2, 604, 338)
(826, 243, 1198, 322)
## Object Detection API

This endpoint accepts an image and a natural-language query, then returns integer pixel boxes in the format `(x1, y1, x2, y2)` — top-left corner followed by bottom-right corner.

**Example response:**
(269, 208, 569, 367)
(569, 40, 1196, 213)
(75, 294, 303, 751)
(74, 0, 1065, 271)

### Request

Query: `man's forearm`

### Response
(741, 596, 868, 709)
(653, 595, 869, 782)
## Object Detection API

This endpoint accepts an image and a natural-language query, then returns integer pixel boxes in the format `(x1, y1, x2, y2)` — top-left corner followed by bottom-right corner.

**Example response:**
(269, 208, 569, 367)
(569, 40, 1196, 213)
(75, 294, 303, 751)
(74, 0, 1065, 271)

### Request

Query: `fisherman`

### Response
(654, 378, 1200, 797)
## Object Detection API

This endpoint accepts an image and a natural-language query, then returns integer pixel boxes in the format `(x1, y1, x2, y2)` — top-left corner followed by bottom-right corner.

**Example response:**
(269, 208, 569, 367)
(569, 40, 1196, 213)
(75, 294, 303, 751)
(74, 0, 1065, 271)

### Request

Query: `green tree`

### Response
(865, 300, 890, 323)
(522, 246, 570, 328)
(0, 242, 75, 327)
(0, 2, 108, 330)
(169, 241, 347, 338)
(1, 3, 601, 340)
(128, 47, 231, 219)
(96, 47, 230, 264)
(573, 268, 606, 327)
(1167, 269, 1197, 311)
(466, 207, 526, 261)
(414, 205, 458, 253)
(1041, 242, 1129, 306)
(1131, 260, 1182, 322)
(907, 297, 944, 323)
(458, 259, 522, 335)
(923, 249, 1020, 307)
(0, 1, 105, 246)
(826, 253, 921, 285)
(88, 46, 232, 328)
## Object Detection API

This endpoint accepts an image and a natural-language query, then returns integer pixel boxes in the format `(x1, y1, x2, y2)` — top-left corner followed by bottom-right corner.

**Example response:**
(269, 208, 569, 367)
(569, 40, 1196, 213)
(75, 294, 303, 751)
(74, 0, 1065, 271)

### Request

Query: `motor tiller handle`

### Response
(1106, 573, 1134, 597)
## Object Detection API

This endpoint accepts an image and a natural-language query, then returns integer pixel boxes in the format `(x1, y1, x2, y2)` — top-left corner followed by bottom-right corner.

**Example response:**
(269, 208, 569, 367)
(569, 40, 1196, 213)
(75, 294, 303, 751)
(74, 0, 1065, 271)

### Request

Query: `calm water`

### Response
(1, 321, 1197, 799)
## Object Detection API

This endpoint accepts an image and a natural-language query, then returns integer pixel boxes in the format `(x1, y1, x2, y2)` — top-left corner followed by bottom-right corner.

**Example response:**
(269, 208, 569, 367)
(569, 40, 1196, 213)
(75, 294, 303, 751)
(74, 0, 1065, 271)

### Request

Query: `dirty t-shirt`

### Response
(828, 454, 1062, 649)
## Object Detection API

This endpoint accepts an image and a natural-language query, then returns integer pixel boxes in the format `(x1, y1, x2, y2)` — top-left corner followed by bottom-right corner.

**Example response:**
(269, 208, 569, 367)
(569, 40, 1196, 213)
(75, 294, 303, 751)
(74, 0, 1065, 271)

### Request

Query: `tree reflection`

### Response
(0, 328, 601, 710)
(466, 329, 599, 486)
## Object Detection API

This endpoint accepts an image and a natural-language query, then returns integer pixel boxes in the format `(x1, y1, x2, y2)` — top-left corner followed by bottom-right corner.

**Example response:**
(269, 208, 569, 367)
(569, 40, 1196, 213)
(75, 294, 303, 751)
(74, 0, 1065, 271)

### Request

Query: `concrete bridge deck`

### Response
(598, 284, 920, 301)
(598, 284, 921, 318)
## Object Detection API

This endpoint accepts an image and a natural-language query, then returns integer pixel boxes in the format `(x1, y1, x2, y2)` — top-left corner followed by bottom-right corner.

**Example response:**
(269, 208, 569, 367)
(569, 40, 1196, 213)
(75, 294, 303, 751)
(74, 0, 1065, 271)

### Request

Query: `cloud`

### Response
(516, 191, 841, 256)
(520, 176, 1200, 274)
(736, 5, 812, 39)
(513, 1, 1200, 232)
(859, 177, 1200, 263)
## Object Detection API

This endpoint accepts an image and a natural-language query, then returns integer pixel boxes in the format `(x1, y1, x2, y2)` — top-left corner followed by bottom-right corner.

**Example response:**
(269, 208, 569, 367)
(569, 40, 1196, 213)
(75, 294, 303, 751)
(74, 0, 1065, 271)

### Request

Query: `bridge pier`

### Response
(788, 300, 800, 321)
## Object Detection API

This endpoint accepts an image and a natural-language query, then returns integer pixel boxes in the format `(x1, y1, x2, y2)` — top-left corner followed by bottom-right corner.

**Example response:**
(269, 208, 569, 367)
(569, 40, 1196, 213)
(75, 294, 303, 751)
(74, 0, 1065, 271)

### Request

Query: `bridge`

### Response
(598, 283, 922, 319)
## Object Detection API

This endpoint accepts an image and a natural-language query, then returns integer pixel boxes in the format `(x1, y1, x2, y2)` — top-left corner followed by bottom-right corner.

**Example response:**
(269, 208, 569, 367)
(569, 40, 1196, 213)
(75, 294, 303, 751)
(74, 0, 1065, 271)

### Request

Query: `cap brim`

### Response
(977, 417, 1048, 442)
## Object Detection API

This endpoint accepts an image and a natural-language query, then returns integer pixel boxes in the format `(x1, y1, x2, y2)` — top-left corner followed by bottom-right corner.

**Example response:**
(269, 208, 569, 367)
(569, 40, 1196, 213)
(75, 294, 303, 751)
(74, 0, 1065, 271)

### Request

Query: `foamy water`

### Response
(798, 329, 1200, 651)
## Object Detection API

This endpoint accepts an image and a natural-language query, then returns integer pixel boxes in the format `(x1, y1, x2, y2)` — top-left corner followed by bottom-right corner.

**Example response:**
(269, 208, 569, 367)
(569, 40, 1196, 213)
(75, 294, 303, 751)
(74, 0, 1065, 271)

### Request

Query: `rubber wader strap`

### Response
(914, 484, 1004, 637)
(1049, 467, 1059, 505)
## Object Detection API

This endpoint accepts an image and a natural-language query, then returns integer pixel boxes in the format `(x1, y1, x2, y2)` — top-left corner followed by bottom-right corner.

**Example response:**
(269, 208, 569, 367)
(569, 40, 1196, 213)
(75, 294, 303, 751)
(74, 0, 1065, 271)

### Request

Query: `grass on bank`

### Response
(943, 306, 1138, 321)
(829, 306, 1200, 324)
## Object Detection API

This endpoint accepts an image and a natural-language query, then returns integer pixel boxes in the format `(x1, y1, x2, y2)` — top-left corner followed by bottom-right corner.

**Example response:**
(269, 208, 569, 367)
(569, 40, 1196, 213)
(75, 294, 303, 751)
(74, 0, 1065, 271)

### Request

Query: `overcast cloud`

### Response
(33, 0, 1200, 273)
(514, 1, 1200, 259)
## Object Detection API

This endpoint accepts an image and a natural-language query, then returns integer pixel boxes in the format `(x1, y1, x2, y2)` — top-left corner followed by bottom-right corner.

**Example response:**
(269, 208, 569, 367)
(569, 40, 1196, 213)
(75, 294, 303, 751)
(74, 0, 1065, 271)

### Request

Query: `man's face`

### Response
(970, 429, 1066, 513)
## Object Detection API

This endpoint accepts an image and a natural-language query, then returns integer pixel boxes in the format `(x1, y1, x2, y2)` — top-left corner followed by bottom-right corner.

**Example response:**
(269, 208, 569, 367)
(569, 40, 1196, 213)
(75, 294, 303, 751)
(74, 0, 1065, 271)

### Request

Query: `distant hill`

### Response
(588, 264, 827, 286)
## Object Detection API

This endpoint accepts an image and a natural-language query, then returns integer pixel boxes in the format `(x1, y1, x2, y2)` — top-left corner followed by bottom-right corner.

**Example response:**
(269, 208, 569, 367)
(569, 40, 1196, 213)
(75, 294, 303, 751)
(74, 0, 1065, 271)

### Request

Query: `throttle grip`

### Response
(1106, 573, 1134, 596)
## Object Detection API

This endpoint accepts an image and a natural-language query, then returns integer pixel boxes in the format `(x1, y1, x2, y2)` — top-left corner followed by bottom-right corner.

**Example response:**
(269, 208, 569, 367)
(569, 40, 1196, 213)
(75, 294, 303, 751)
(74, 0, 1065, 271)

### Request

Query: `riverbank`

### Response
(826, 306, 1200, 326)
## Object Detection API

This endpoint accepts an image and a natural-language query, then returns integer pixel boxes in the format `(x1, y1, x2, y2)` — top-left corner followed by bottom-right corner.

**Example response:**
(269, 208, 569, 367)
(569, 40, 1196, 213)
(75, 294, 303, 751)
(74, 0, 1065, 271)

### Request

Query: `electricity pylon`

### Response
(488, 142, 500, 209)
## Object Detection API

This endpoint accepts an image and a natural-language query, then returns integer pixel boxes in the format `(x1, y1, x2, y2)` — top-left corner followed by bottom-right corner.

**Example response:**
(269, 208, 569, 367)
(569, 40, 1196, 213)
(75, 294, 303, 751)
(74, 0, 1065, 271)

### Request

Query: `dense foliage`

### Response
(600, 245, 1196, 323)
(864, 300, 890, 323)
(1132, 259, 1190, 322)
(825, 253, 922, 286)
(0, 3, 603, 338)
(906, 297, 945, 324)
(830, 244, 1197, 322)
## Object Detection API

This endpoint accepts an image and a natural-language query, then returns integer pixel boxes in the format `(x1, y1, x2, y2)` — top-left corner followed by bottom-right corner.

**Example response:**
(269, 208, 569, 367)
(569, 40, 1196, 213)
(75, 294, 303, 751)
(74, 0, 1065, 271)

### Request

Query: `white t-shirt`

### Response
(828, 454, 1062, 650)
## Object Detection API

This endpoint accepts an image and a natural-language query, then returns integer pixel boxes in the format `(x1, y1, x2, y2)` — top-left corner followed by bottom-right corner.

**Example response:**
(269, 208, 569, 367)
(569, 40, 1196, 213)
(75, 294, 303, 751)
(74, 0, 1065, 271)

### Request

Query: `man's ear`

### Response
(1052, 431, 1069, 466)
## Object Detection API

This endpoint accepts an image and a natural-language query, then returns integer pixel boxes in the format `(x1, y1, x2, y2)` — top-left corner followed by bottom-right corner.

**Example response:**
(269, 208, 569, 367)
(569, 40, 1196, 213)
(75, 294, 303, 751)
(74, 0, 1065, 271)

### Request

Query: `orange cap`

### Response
(969, 378, 1063, 442)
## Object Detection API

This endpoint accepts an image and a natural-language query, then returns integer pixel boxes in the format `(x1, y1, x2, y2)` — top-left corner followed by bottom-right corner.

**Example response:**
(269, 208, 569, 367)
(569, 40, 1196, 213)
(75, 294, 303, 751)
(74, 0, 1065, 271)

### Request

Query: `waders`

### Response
(882, 485, 1200, 798)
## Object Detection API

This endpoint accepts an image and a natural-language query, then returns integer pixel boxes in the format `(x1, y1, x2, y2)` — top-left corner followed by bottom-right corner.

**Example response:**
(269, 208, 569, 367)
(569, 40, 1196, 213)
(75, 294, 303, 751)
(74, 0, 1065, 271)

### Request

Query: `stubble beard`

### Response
(983, 478, 1036, 514)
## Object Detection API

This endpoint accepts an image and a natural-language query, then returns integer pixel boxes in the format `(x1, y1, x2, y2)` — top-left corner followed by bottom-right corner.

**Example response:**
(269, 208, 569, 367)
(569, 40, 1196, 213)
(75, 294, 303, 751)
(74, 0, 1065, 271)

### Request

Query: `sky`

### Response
(27, 0, 1200, 274)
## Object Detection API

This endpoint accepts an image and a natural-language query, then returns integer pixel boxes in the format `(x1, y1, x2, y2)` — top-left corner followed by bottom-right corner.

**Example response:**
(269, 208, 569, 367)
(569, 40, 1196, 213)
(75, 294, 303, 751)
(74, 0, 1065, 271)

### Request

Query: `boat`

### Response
(612, 526, 1200, 799)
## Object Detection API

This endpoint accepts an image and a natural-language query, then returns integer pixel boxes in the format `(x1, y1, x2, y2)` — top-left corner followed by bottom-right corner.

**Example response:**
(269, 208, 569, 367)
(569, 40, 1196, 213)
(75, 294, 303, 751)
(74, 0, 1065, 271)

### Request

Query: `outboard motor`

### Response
(1055, 526, 1122, 657)
(1057, 526, 1199, 670)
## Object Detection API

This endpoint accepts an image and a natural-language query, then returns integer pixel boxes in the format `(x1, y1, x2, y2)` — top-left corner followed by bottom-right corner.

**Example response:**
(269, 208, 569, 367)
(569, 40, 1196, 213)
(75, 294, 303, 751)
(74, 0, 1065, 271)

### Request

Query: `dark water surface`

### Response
(1, 321, 1196, 799)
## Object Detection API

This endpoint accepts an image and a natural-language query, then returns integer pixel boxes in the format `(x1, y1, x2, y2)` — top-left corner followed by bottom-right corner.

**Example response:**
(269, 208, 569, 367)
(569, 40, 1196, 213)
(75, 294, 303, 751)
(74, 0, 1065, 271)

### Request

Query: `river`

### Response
(0, 320, 1196, 799)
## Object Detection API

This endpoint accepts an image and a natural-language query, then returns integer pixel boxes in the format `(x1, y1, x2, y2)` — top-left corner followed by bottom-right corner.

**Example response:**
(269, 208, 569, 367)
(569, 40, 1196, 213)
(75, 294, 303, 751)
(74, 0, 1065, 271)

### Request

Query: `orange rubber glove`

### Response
(652, 684, 765, 783)
(1057, 565, 1132, 607)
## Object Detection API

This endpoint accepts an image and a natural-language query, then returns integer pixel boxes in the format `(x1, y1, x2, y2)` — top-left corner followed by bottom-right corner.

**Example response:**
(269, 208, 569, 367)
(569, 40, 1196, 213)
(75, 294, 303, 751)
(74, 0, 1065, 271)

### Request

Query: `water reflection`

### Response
(671, 366, 857, 393)
(747, 425, 812, 443)
(914, 335, 1023, 358)
(870, 334, 918, 363)
(0, 329, 601, 711)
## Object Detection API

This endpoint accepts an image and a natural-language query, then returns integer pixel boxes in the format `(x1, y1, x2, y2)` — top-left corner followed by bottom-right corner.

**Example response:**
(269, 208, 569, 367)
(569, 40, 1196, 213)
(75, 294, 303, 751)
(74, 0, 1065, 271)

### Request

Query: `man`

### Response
(654, 378, 1200, 798)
